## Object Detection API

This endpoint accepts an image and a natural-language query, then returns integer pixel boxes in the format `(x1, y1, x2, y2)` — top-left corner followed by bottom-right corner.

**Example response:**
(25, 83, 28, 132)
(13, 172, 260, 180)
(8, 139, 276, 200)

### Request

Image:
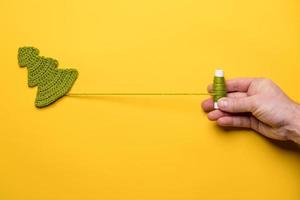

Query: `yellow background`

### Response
(0, 0, 300, 199)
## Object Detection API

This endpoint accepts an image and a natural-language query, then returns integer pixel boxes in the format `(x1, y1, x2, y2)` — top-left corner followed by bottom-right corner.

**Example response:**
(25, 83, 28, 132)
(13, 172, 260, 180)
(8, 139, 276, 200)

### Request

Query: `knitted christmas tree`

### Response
(18, 47, 78, 108)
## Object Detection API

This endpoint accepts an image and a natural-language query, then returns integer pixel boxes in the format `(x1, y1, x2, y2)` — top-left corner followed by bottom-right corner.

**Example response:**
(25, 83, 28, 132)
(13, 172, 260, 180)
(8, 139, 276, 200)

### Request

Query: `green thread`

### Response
(18, 47, 78, 108)
(213, 74, 227, 106)
(67, 92, 213, 96)
(67, 70, 227, 98)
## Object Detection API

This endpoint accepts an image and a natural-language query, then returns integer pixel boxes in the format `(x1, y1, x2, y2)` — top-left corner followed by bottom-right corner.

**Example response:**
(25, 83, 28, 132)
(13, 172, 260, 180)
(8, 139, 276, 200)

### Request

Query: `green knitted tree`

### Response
(18, 47, 78, 108)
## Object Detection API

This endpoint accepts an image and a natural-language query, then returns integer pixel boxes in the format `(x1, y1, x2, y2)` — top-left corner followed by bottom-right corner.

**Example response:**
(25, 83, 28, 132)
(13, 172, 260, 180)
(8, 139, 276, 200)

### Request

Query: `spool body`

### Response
(213, 70, 227, 109)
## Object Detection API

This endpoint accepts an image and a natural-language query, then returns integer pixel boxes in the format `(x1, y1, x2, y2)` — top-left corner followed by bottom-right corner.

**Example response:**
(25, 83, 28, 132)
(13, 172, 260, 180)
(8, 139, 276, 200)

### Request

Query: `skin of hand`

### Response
(201, 78, 300, 144)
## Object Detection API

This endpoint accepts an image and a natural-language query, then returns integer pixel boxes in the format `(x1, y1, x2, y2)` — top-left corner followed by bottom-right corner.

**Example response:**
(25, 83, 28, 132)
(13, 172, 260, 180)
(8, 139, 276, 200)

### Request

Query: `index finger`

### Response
(207, 78, 255, 93)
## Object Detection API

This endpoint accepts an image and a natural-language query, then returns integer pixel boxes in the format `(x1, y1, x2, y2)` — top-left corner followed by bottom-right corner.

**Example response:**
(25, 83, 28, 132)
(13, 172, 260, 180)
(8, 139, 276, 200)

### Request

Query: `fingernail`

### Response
(218, 98, 228, 108)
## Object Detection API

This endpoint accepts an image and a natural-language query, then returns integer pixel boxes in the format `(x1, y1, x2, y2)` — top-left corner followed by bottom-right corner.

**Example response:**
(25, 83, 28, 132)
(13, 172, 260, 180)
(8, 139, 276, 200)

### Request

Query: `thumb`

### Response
(217, 97, 255, 113)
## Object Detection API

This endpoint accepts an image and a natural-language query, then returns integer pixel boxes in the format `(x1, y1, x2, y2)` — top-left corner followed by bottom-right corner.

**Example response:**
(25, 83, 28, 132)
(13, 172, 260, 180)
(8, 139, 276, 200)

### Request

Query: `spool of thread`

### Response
(213, 69, 227, 109)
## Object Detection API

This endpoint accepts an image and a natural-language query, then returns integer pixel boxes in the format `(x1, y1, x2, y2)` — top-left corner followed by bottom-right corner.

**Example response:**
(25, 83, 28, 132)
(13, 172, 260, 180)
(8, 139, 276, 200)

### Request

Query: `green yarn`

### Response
(18, 47, 78, 108)
(67, 92, 212, 96)
(213, 76, 227, 104)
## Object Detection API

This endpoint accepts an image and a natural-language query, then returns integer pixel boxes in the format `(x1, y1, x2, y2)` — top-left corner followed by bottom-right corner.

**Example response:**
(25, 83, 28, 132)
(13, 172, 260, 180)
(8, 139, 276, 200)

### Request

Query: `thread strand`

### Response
(66, 92, 214, 96)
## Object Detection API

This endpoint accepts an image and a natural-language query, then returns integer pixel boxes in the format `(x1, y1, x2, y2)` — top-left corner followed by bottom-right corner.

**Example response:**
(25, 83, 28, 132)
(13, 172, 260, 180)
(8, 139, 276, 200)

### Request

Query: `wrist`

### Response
(285, 103, 300, 144)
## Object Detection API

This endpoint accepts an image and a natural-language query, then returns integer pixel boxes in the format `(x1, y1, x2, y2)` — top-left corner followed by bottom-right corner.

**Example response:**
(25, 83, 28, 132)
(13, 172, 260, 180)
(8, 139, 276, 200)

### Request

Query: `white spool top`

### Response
(215, 69, 224, 77)
(214, 102, 219, 109)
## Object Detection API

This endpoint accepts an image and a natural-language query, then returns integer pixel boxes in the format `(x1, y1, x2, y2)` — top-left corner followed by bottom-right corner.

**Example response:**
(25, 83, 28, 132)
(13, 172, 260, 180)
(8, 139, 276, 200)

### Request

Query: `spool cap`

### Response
(215, 69, 224, 77)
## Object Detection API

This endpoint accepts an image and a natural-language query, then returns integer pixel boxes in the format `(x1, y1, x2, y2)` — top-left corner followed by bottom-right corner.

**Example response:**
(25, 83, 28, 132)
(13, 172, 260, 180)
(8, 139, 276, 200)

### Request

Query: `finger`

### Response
(201, 98, 214, 112)
(202, 93, 248, 112)
(217, 116, 288, 141)
(227, 92, 248, 98)
(217, 96, 256, 113)
(207, 110, 229, 121)
(217, 116, 253, 128)
(207, 84, 213, 93)
(225, 78, 255, 92)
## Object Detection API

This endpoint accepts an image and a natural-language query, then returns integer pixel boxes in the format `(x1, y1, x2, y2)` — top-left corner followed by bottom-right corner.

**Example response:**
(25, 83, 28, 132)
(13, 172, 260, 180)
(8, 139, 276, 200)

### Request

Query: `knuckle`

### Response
(261, 78, 274, 85)
(247, 99, 255, 111)
(229, 99, 239, 112)
(231, 84, 239, 91)
(248, 97, 259, 112)
(240, 117, 248, 127)
(250, 116, 259, 131)
(234, 118, 242, 127)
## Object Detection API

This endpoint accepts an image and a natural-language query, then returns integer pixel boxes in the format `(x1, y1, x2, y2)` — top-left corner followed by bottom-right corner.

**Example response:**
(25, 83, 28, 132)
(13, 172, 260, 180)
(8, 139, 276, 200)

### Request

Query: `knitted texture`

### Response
(18, 47, 78, 108)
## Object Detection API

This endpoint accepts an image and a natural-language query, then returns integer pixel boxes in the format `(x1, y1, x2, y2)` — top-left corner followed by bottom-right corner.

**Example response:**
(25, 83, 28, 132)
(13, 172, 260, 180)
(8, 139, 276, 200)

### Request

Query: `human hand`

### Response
(202, 78, 300, 144)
